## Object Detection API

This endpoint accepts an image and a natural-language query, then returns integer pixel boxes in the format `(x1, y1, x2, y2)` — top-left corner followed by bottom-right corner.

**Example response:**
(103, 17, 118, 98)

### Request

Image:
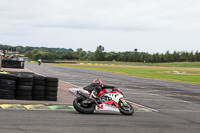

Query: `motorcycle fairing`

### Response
(95, 103, 119, 112)
(96, 89, 107, 97)
(102, 100, 119, 108)
(104, 91, 123, 104)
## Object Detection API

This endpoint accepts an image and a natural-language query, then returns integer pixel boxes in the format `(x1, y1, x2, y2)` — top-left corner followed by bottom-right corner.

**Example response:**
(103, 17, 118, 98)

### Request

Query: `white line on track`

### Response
(25, 67, 46, 77)
(159, 109, 200, 112)
(127, 100, 159, 112)
(25, 67, 81, 88)
(60, 80, 81, 88)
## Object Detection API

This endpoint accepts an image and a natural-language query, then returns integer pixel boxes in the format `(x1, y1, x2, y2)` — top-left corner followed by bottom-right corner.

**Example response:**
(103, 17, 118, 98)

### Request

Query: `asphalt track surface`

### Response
(0, 63, 200, 133)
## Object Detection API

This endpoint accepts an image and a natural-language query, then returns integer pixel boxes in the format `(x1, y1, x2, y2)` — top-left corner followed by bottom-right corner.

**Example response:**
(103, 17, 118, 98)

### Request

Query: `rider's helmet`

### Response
(93, 79, 102, 85)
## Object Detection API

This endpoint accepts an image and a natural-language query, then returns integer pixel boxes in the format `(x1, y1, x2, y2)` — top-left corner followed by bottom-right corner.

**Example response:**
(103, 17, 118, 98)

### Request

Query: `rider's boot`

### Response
(90, 90, 100, 104)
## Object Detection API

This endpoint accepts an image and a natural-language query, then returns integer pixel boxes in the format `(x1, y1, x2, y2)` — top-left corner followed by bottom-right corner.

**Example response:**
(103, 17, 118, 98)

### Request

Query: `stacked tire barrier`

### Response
(32, 75, 45, 100)
(0, 73, 58, 101)
(16, 75, 33, 100)
(45, 77, 58, 101)
(0, 74, 16, 100)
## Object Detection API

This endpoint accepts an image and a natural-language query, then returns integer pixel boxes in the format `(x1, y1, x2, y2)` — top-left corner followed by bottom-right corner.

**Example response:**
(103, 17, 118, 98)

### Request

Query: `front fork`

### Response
(119, 98, 128, 106)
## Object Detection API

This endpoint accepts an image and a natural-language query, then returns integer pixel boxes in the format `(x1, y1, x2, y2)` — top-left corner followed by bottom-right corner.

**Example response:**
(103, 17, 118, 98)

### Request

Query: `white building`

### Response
(18, 57, 28, 61)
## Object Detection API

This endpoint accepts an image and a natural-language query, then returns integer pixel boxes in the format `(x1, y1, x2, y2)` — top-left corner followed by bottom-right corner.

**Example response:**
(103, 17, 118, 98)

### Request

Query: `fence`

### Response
(2, 60, 24, 69)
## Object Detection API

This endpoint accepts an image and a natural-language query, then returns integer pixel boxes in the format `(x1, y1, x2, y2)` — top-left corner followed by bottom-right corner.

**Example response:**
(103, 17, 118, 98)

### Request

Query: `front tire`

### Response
(73, 97, 95, 114)
(118, 101, 134, 115)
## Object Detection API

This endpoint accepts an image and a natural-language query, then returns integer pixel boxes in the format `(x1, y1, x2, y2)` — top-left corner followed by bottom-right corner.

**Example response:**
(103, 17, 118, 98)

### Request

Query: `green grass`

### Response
(144, 62, 200, 67)
(46, 63, 200, 85)
(77, 61, 200, 67)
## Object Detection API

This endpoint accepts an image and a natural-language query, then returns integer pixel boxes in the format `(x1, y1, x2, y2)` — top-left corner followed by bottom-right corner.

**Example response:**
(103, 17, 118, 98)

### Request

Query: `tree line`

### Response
(1, 44, 200, 63)
(22, 46, 200, 62)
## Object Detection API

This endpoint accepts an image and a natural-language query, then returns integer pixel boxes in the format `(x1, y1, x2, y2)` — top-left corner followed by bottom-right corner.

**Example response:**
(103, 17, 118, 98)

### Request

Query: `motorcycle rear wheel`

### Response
(73, 97, 95, 114)
(118, 101, 134, 115)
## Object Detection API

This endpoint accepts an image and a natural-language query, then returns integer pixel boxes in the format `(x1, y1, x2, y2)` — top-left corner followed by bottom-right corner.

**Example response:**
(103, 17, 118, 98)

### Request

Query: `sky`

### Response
(0, 0, 200, 53)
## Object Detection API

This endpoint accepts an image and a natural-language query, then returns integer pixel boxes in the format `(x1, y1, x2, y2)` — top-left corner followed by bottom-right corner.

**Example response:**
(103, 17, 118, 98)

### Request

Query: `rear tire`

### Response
(73, 97, 95, 114)
(118, 101, 134, 115)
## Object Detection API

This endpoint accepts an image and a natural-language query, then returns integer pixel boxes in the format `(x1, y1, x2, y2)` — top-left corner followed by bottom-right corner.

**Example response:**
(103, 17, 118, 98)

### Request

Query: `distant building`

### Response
(18, 57, 28, 61)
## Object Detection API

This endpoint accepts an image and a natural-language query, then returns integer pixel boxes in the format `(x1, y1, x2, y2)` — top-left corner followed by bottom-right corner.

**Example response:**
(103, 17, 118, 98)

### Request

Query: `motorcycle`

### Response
(69, 87, 134, 115)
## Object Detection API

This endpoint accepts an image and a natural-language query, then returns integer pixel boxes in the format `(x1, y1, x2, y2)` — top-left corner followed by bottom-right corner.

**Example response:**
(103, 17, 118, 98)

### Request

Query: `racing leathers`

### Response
(83, 81, 115, 99)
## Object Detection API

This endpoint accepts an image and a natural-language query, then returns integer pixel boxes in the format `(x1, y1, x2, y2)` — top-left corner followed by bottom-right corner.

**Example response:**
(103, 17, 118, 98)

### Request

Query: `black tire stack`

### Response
(0, 73, 59, 101)
(15, 74, 33, 100)
(32, 75, 46, 100)
(0, 74, 16, 100)
(45, 77, 58, 101)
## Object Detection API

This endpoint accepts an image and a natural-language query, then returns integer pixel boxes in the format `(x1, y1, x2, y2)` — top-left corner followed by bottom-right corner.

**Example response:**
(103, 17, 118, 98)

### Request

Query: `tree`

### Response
(24, 46, 34, 53)
(105, 52, 116, 61)
(180, 51, 189, 62)
(77, 48, 83, 53)
(42, 52, 51, 60)
(61, 52, 74, 60)
(117, 54, 125, 61)
(33, 51, 42, 60)
(195, 51, 200, 61)
(32, 49, 39, 54)
(80, 51, 87, 58)
(132, 49, 139, 62)
(16, 46, 23, 53)
(84, 52, 95, 61)
(94, 45, 105, 61)
(144, 53, 152, 63)
(164, 51, 172, 62)
(75, 48, 87, 60)
(172, 51, 180, 62)
(188, 51, 195, 62)
(152, 53, 160, 63)
(24, 51, 33, 60)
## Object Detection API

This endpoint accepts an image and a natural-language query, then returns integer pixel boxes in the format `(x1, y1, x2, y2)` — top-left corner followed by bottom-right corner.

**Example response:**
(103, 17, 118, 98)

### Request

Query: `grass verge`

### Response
(46, 63, 200, 85)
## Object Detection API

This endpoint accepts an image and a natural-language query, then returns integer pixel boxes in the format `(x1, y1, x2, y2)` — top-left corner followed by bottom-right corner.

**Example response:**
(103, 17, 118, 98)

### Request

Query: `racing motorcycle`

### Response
(69, 87, 134, 115)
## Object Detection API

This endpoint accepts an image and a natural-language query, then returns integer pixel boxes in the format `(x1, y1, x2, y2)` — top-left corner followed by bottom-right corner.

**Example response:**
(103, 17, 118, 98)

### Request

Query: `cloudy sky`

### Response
(0, 0, 199, 53)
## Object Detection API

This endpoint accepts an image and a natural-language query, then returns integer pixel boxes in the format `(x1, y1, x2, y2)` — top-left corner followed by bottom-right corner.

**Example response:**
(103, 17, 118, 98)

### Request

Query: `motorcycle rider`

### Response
(83, 79, 115, 99)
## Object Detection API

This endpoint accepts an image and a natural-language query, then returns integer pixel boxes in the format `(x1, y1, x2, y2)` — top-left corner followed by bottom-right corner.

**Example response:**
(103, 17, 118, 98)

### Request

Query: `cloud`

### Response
(1, 0, 200, 32)
(0, 0, 200, 53)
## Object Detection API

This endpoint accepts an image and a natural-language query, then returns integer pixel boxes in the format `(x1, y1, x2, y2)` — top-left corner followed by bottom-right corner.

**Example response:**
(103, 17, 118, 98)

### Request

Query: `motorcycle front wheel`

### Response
(73, 97, 95, 114)
(118, 101, 134, 115)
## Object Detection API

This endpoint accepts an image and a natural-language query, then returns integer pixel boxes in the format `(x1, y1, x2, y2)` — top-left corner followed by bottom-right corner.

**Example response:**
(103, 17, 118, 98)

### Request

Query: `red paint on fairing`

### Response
(96, 89, 108, 97)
